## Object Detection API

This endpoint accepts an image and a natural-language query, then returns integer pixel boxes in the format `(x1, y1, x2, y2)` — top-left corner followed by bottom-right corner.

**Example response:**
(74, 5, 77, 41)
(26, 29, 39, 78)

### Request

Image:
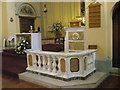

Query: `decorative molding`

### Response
(15, 3, 36, 17)
(60, 58, 66, 72)
(26, 49, 96, 80)
(70, 58, 79, 72)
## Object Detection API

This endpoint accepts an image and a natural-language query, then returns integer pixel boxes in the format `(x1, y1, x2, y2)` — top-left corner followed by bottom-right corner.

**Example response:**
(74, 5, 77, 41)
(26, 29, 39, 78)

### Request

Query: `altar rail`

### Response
(26, 50, 96, 80)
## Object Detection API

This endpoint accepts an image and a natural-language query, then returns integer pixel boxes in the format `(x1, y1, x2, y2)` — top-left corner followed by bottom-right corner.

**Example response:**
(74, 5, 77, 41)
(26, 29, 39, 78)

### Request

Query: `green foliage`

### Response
(50, 22, 64, 34)
(15, 39, 29, 55)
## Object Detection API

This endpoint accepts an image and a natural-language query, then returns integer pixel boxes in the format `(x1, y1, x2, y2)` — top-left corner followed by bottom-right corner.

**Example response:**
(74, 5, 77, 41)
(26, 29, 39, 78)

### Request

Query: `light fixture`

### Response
(43, 4, 47, 13)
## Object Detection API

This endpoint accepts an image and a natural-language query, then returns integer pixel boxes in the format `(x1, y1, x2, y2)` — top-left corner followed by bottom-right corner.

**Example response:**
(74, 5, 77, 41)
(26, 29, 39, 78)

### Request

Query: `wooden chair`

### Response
(55, 37, 64, 50)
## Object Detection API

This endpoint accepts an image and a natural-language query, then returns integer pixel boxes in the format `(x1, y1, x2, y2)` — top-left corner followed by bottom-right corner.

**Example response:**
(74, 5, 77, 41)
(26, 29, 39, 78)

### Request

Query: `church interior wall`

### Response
(0, 2, 2, 51)
(85, 1, 117, 59)
(1, 1, 118, 59)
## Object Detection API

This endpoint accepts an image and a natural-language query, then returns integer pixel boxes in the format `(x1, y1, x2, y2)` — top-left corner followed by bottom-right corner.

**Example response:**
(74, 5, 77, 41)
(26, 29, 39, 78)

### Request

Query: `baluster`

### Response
(40, 56, 43, 70)
(38, 55, 41, 70)
(50, 56, 53, 72)
(57, 57, 61, 73)
(47, 55, 51, 72)
(42, 55, 46, 70)
(45, 56, 48, 70)
(93, 53, 96, 68)
(33, 54, 37, 69)
(52, 56, 57, 73)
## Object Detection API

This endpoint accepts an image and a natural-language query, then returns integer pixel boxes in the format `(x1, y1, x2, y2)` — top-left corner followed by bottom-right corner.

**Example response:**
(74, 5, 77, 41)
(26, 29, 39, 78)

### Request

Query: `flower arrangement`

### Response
(50, 22, 64, 34)
(15, 39, 29, 55)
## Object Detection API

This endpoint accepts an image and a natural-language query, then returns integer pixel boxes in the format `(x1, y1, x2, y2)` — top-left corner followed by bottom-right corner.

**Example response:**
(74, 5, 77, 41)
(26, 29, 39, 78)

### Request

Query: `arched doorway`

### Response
(113, 1, 120, 68)
(19, 16, 35, 33)
(16, 3, 36, 33)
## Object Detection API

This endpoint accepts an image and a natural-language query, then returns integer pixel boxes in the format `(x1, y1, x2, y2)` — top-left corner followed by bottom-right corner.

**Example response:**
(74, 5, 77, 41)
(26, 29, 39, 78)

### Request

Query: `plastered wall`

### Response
(0, 2, 2, 51)
(1, 2, 41, 48)
(6, 2, 18, 38)
(1, 2, 8, 50)
(5, 2, 41, 37)
(85, 1, 117, 58)
(40, 2, 80, 38)
(1, 1, 118, 59)
(2, 2, 80, 39)
(106, 2, 116, 60)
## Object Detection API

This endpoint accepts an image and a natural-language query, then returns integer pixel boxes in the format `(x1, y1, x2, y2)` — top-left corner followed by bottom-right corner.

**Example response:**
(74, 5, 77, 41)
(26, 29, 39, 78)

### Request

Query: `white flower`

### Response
(18, 47, 20, 50)
(23, 40, 25, 42)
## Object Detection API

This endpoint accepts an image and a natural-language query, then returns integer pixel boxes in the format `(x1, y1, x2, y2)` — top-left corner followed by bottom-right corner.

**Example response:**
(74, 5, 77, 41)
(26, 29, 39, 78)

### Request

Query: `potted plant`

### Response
(50, 22, 64, 37)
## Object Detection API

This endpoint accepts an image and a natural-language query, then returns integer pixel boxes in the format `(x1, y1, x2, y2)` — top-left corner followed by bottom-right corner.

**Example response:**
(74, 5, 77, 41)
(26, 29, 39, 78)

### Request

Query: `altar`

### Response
(19, 27, 107, 88)
(26, 50, 96, 80)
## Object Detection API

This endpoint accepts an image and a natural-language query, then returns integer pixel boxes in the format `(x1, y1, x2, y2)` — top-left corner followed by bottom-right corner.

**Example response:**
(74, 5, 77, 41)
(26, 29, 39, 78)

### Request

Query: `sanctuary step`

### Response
(19, 71, 107, 88)
(2, 49, 27, 77)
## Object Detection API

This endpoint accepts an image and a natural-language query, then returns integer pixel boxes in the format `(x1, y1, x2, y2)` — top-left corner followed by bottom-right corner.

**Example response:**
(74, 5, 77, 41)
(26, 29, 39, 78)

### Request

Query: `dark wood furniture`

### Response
(55, 37, 64, 50)
(55, 37, 64, 44)
(88, 45, 97, 49)
(1, 49, 27, 77)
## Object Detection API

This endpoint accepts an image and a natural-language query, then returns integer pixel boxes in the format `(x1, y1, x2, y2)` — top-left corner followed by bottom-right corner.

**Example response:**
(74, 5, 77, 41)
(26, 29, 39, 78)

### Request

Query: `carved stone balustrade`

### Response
(26, 50, 96, 80)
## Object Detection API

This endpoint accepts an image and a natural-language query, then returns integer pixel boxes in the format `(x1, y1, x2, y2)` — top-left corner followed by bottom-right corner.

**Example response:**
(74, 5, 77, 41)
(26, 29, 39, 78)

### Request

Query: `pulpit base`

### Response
(19, 71, 107, 88)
